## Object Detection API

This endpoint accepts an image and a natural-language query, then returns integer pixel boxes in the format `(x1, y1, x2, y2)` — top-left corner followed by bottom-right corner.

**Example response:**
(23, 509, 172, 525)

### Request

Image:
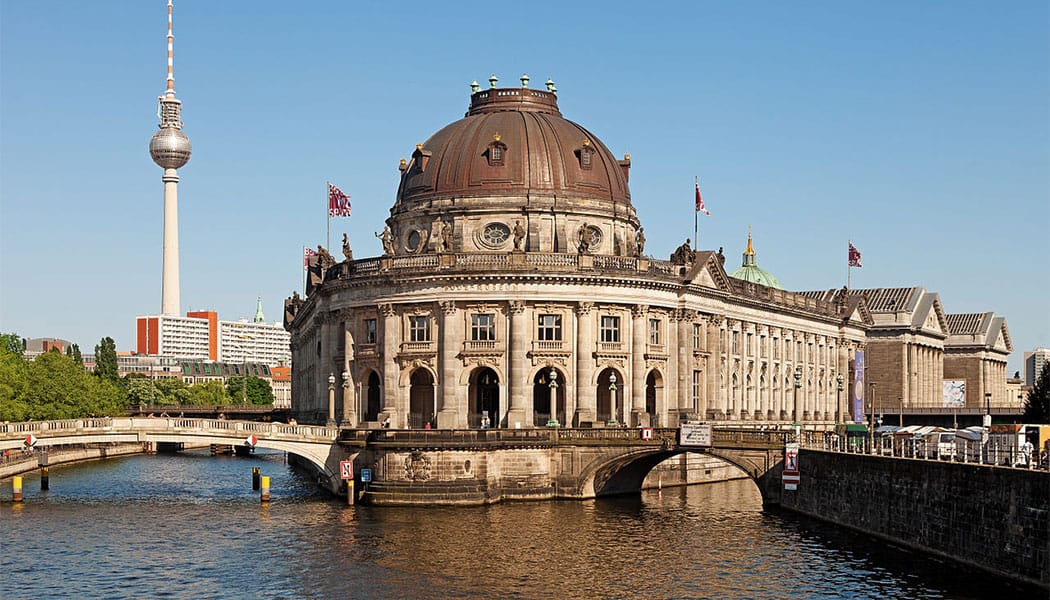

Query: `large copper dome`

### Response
(385, 80, 639, 256)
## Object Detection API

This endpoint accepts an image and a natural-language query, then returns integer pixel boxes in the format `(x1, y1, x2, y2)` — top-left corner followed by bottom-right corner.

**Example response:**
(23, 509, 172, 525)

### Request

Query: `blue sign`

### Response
(360, 468, 372, 483)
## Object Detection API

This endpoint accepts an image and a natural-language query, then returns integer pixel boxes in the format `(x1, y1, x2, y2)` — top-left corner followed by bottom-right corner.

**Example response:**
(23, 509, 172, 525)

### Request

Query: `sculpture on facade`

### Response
(375, 226, 395, 256)
(437, 221, 452, 253)
(670, 239, 693, 265)
(513, 220, 526, 250)
(316, 245, 336, 270)
(342, 233, 354, 263)
(283, 290, 303, 328)
(635, 227, 646, 257)
(577, 223, 592, 254)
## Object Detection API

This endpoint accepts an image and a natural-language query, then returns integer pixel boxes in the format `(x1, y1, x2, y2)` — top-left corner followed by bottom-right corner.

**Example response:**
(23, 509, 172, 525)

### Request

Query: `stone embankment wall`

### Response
(0, 444, 146, 480)
(780, 450, 1049, 589)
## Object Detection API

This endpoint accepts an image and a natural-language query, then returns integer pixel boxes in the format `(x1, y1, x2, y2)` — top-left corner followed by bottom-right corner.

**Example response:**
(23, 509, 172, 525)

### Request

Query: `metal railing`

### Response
(800, 431, 1050, 471)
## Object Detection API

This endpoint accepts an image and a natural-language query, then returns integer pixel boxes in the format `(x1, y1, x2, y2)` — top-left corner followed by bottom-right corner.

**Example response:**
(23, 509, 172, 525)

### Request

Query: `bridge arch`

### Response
(572, 445, 782, 505)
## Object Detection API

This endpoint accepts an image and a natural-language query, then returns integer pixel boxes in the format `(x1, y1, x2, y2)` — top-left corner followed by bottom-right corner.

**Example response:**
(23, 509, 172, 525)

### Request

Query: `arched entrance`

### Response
(533, 367, 565, 427)
(596, 368, 620, 425)
(646, 370, 662, 426)
(364, 371, 381, 422)
(469, 367, 500, 428)
(409, 369, 435, 428)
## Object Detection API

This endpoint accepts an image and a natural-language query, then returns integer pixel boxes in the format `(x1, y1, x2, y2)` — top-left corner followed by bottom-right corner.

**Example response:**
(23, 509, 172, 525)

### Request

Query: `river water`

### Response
(0, 450, 1033, 599)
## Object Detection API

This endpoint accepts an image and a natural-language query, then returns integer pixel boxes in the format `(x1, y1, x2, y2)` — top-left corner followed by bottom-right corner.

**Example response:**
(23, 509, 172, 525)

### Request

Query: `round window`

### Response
(407, 230, 422, 252)
(483, 222, 511, 245)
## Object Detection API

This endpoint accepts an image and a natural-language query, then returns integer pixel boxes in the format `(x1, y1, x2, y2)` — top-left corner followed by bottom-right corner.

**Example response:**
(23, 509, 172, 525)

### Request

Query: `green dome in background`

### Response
(729, 230, 783, 290)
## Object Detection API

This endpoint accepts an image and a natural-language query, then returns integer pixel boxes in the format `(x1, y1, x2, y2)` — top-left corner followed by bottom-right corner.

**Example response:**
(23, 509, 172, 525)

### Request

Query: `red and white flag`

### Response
(303, 246, 317, 271)
(328, 182, 351, 218)
(848, 242, 862, 268)
(694, 178, 710, 215)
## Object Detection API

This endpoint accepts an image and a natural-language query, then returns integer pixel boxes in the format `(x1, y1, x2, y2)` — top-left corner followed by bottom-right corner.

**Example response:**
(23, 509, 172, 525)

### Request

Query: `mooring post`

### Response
(347, 479, 355, 505)
(41, 467, 49, 491)
(12, 476, 23, 502)
(252, 466, 261, 490)
(260, 475, 270, 503)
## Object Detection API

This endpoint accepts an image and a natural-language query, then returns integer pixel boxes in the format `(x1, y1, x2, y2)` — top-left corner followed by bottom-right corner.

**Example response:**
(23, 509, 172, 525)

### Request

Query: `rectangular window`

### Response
(732, 331, 740, 354)
(648, 318, 660, 345)
(774, 337, 780, 359)
(746, 333, 753, 356)
(692, 370, 702, 412)
(760, 335, 767, 358)
(692, 323, 702, 350)
(600, 315, 620, 343)
(537, 314, 562, 341)
(364, 319, 377, 344)
(409, 315, 430, 342)
(471, 313, 496, 341)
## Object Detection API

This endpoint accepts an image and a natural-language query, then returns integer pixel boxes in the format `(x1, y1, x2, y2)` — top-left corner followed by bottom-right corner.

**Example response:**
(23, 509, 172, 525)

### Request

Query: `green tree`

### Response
(154, 377, 190, 406)
(123, 375, 157, 407)
(188, 380, 229, 406)
(226, 375, 274, 405)
(1023, 363, 1050, 424)
(0, 341, 29, 421)
(1, 332, 24, 356)
(22, 351, 122, 419)
(94, 336, 118, 382)
(65, 343, 83, 366)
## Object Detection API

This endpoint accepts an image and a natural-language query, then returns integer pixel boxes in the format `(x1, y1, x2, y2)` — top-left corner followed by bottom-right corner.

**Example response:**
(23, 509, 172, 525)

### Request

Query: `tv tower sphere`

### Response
(150, 120, 192, 169)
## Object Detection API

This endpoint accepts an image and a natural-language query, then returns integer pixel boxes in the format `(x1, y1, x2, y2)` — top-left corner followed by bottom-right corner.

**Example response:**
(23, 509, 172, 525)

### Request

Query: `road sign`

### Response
(244, 434, 257, 447)
(641, 427, 654, 440)
(24, 434, 37, 448)
(679, 422, 712, 447)
(360, 468, 372, 483)
(340, 460, 354, 480)
(783, 442, 800, 491)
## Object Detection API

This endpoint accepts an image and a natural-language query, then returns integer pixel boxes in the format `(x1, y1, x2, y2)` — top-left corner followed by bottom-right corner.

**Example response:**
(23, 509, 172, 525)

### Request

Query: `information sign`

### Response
(641, 428, 654, 441)
(679, 422, 712, 447)
(360, 468, 372, 483)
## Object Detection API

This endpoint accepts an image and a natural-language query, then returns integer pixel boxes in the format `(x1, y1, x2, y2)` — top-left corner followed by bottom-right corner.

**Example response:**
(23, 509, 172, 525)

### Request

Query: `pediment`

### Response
(683, 251, 733, 292)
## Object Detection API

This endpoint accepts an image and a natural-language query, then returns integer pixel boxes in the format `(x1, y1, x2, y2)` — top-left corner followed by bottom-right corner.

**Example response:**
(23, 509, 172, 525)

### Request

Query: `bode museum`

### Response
(285, 77, 1011, 430)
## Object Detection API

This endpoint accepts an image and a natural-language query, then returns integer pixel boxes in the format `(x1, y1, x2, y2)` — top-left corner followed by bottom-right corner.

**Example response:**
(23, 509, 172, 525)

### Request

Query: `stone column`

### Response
(676, 313, 692, 424)
(630, 304, 648, 426)
(706, 316, 722, 419)
(438, 301, 461, 428)
(506, 301, 528, 428)
(574, 302, 596, 425)
(379, 303, 399, 426)
(341, 324, 357, 427)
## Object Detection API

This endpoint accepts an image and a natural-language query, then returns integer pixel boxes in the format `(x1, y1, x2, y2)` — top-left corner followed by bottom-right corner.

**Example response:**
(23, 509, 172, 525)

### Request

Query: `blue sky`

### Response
(1, 1, 1047, 376)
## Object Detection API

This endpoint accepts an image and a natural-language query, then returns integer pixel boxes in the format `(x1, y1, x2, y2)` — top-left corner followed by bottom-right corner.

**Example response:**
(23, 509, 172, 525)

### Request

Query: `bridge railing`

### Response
(346, 428, 558, 447)
(801, 431, 1050, 471)
(0, 418, 337, 442)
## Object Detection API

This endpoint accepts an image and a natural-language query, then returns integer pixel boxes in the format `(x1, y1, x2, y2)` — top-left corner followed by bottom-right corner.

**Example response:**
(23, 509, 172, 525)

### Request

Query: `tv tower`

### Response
(149, 0, 191, 315)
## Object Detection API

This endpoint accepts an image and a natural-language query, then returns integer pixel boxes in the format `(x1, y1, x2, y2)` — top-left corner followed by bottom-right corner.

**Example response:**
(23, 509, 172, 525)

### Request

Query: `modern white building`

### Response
(1025, 348, 1050, 385)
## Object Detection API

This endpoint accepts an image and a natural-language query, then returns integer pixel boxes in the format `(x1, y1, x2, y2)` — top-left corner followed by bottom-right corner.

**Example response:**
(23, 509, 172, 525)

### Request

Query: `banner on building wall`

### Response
(782, 442, 800, 491)
(853, 351, 865, 423)
(943, 380, 966, 408)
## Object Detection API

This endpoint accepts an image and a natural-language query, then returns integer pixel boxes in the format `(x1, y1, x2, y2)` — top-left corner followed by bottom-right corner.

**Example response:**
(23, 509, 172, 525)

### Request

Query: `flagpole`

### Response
(847, 240, 851, 291)
(326, 181, 331, 250)
(693, 176, 699, 251)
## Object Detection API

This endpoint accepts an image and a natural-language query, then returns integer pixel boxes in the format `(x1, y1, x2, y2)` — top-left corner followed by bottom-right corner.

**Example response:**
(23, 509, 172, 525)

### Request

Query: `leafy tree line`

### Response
(0, 332, 274, 422)
(1023, 363, 1050, 424)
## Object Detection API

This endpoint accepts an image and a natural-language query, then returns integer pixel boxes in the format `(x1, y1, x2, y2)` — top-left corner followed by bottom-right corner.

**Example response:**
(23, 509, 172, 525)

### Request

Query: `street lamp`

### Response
(327, 373, 336, 426)
(835, 373, 844, 424)
(983, 392, 992, 429)
(607, 372, 619, 427)
(793, 365, 802, 440)
(898, 396, 904, 428)
(546, 368, 560, 428)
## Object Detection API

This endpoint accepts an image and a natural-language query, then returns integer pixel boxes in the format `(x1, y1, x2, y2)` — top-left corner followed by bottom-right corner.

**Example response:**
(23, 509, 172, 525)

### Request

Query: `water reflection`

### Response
(0, 452, 1036, 599)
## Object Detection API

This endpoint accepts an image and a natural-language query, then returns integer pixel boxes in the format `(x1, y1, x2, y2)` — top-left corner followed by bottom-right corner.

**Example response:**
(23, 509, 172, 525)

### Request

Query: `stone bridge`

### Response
(1, 419, 788, 505)
(0, 417, 340, 478)
(339, 427, 789, 505)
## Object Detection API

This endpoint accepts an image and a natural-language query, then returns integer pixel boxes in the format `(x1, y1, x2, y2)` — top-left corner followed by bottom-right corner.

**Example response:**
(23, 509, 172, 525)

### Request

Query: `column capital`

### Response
(632, 304, 649, 318)
(508, 300, 527, 315)
(440, 300, 457, 315)
(379, 303, 397, 318)
(575, 301, 594, 316)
